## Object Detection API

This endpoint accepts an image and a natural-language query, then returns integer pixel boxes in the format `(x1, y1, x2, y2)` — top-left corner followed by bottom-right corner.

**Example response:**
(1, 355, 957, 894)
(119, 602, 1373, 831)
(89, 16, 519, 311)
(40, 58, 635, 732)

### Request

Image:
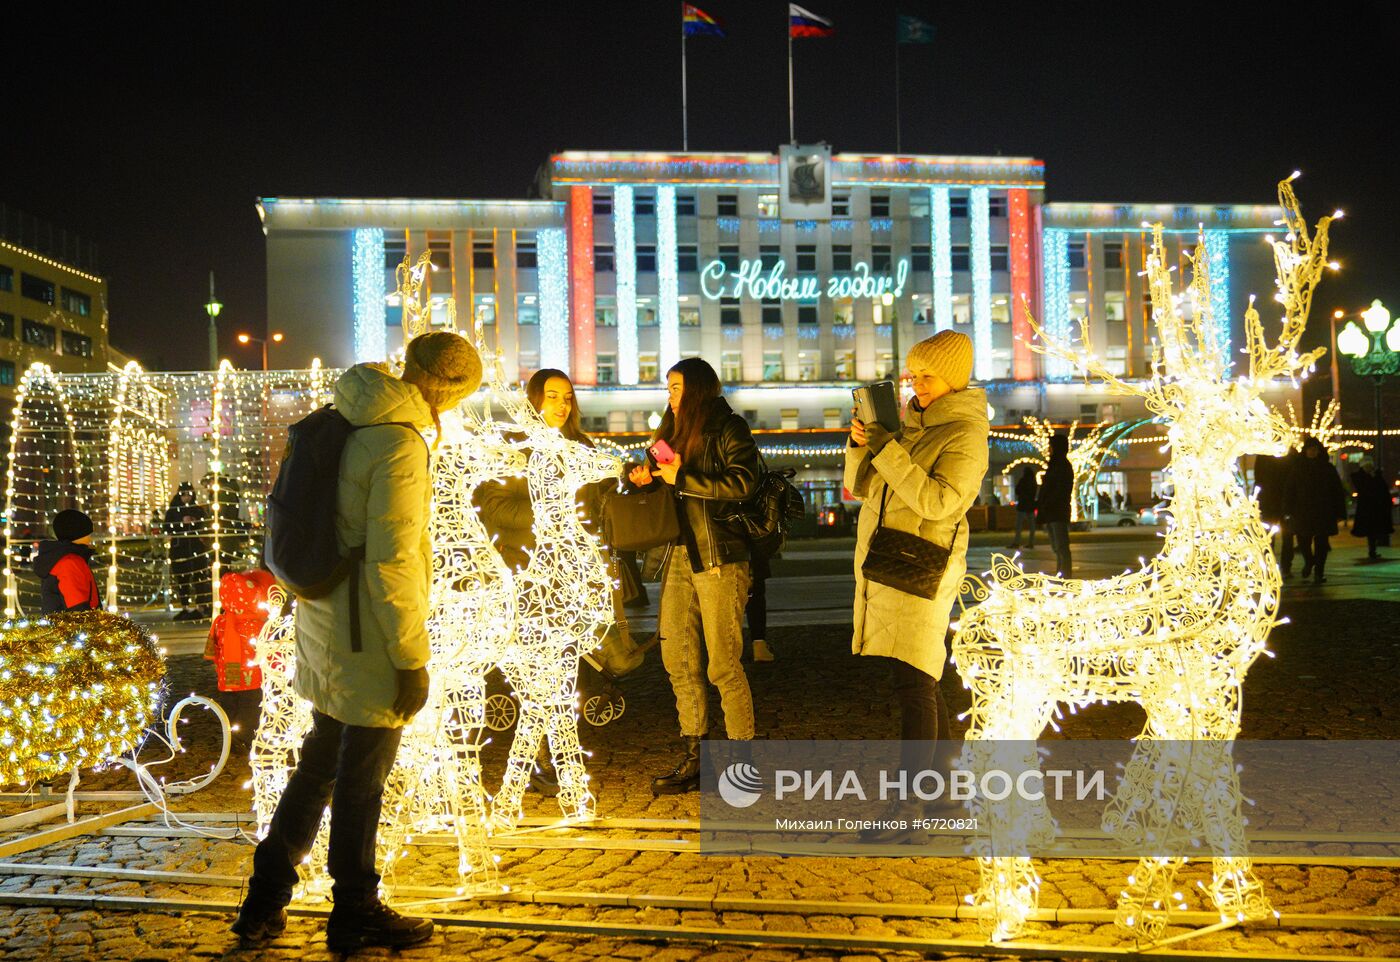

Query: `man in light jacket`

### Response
(847, 330, 988, 843)
(234, 332, 481, 952)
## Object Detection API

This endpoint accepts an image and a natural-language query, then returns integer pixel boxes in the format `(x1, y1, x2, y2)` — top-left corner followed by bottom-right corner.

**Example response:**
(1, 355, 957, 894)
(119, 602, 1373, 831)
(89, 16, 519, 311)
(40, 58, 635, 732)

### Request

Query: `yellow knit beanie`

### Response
(906, 330, 974, 390)
(402, 332, 482, 410)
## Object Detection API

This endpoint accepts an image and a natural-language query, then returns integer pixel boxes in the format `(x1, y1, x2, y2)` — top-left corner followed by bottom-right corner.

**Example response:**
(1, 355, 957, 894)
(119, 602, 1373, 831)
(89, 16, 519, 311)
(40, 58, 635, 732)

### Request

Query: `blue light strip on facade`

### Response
(931, 187, 953, 331)
(657, 186, 680, 374)
(352, 228, 387, 363)
(537, 227, 570, 371)
(1202, 230, 1232, 366)
(1041, 228, 1072, 380)
(614, 186, 638, 384)
(970, 187, 993, 380)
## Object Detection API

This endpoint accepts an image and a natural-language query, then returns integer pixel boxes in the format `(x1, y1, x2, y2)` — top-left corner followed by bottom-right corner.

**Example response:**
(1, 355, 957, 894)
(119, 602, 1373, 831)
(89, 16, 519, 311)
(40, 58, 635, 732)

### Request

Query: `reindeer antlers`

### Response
(1248, 176, 1333, 383)
(1019, 299, 1155, 401)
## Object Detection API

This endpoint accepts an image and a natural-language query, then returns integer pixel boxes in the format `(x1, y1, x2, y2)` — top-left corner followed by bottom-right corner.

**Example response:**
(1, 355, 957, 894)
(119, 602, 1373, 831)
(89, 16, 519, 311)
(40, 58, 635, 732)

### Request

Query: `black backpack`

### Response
(716, 457, 807, 557)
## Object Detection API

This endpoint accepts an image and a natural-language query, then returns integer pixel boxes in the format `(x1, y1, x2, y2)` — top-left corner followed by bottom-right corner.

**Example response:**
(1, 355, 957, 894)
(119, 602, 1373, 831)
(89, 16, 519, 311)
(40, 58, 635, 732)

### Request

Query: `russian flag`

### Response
(789, 3, 834, 38)
(683, 3, 725, 37)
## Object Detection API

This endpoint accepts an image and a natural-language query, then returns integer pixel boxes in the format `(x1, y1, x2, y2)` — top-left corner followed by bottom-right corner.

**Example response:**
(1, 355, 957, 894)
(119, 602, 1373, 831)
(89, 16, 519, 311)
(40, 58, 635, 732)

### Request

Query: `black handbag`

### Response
(602, 486, 681, 553)
(860, 485, 960, 600)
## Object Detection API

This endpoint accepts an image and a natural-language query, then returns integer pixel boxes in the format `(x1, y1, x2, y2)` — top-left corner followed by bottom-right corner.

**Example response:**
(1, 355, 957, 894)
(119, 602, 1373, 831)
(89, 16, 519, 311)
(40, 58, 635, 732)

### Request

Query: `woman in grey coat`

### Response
(847, 330, 989, 842)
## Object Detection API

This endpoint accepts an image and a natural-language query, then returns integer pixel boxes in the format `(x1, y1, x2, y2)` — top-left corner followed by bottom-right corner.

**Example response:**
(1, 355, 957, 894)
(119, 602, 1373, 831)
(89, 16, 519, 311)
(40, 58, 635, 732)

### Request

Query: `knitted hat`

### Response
(53, 509, 94, 542)
(906, 330, 974, 391)
(402, 332, 482, 410)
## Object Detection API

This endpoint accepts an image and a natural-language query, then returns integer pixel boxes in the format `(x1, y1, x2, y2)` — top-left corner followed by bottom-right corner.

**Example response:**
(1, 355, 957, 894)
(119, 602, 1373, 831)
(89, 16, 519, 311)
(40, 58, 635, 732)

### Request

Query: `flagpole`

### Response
(894, 34, 902, 152)
(682, 4, 691, 150)
(787, 19, 795, 143)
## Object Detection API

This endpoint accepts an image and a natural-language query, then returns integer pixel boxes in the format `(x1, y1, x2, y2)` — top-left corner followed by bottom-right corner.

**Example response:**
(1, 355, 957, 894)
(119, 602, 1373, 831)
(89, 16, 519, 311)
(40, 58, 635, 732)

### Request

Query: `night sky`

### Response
(10, 1, 1395, 417)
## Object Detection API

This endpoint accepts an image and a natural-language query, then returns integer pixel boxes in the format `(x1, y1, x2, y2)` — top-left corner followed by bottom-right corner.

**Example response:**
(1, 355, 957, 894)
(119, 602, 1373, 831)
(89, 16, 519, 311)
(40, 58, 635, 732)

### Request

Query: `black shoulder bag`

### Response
(860, 484, 960, 600)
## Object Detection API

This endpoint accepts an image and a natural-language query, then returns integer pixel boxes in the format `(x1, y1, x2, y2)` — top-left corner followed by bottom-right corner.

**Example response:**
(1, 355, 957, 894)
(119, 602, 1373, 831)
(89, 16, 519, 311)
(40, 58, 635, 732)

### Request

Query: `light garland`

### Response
(971, 187, 995, 381)
(0, 610, 164, 786)
(657, 185, 681, 374)
(1202, 230, 1232, 363)
(931, 186, 953, 331)
(352, 228, 388, 364)
(614, 186, 639, 384)
(1041, 229, 1074, 380)
(952, 177, 1332, 942)
(1280, 398, 1371, 454)
(538, 226, 570, 372)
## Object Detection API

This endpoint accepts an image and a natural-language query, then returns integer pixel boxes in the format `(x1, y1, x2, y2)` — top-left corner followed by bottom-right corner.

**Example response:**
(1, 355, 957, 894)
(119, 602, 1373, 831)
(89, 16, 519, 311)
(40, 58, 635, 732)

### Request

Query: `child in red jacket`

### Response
(204, 569, 277, 749)
(34, 510, 101, 613)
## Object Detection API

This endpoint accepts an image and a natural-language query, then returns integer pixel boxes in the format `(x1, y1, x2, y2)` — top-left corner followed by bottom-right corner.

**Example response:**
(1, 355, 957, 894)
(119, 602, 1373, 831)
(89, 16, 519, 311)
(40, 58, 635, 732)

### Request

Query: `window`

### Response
(638, 297, 658, 326)
(760, 245, 781, 270)
(720, 297, 742, 326)
(515, 295, 538, 326)
(832, 244, 852, 271)
(796, 245, 817, 271)
(515, 240, 537, 269)
(679, 305, 701, 327)
(991, 299, 1010, 324)
(949, 194, 969, 218)
(428, 237, 451, 270)
(757, 194, 780, 217)
(878, 352, 894, 378)
(832, 193, 850, 216)
(594, 244, 616, 273)
(592, 192, 612, 216)
(634, 192, 655, 216)
(678, 244, 698, 272)
(639, 352, 660, 382)
(472, 238, 493, 270)
(0, 265, 12, 292)
(1080, 403, 1100, 421)
(834, 350, 855, 380)
(762, 351, 783, 381)
(798, 305, 818, 325)
(721, 351, 743, 382)
(951, 245, 970, 272)
(0, 313, 13, 338)
(988, 195, 1007, 218)
(870, 193, 890, 217)
(677, 194, 696, 216)
(909, 192, 930, 218)
(1103, 240, 1124, 270)
(474, 294, 497, 327)
(797, 354, 818, 381)
(21, 273, 55, 306)
(61, 288, 92, 317)
(22, 318, 56, 349)
(717, 193, 739, 216)
(990, 245, 1009, 272)
(1105, 295, 1127, 323)
(833, 300, 853, 326)
(911, 244, 931, 272)
(952, 295, 971, 327)
(718, 245, 740, 271)
(597, 354, 617, 385)
(1068, 241, 1087, 270)
(824, 408, 844, 428)
(637, 244, 657, 272)
(518, 351, 540, 382)
(781, 408, 800, 430)
(913, 295, 934, 325)
(383, 236, 407, 271)
(62, 331, 93, 357)
(872, 245, 892, 272)
(0, 360, 13, 387)
(595, 295, 617, 327)
(761, 301, 782, 325)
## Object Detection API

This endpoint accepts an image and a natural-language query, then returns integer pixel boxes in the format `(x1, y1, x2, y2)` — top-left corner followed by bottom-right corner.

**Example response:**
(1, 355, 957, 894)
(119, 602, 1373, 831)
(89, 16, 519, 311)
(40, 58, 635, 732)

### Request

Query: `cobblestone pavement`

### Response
(2, 575, 1398, 959)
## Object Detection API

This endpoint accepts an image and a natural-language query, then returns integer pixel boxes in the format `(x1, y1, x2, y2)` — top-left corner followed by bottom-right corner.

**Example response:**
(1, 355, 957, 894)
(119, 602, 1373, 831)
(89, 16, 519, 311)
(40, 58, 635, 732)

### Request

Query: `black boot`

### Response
(230, 894, 288, 945)
(651, 736, 702, 795)
(326, 899, 433, 953)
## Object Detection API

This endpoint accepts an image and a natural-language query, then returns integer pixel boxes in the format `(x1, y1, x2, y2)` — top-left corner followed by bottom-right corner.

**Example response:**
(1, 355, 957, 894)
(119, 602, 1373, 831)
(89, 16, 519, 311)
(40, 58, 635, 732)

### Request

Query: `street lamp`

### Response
(236, 331, 284, 371)
(204, 271, 223, 370)
(1338, 299, 1400, 476)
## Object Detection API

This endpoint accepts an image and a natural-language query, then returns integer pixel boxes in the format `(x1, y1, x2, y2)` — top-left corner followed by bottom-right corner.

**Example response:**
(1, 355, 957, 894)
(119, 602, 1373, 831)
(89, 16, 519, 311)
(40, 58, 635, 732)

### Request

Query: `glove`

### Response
(392, 667, 430, 721)
(865, 422, 896, 455)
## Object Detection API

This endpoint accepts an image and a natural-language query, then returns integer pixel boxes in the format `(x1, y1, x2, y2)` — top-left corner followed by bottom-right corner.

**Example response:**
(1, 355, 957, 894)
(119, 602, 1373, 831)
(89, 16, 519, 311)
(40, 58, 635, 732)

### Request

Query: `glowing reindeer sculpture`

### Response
(951, 177, 1333, 942)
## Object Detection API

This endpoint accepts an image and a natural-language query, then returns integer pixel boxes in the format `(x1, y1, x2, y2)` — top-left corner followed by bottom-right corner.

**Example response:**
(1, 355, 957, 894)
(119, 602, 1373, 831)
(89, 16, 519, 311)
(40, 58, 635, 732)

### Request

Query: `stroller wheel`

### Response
(583, 694, 615, 727)
(484, 693, 518, 732)
(607, 692, 626, 721)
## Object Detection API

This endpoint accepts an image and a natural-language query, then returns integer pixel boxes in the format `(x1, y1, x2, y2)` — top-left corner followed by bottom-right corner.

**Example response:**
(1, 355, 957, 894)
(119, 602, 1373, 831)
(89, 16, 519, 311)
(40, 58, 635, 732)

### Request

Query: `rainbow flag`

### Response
(789, 4, 834, 38)
(683, 3, 725, 37)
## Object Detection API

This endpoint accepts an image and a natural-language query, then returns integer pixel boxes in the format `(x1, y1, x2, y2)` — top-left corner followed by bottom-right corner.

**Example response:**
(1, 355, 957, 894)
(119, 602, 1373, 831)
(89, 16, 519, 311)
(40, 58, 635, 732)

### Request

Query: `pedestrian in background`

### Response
(847, 330, 988, 843)
(1007, 463, 1038, 549)
(629, 357, 760, 795)
(1283, 435, 1348, 584)
(1037, 433, 1074, 577)
(746, 544, 774, 662)
(1254, 451, 1293, 575)
(165, 482, 210, 619)
(1349, 455, 1393, 562)
(33, 508, 100, 613)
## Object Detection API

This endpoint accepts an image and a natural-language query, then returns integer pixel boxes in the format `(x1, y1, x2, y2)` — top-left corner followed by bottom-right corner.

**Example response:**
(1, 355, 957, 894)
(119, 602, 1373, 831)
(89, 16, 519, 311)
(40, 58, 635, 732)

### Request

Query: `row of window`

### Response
(590, 190, 1010, 220)
(0, 312, 94, 356)
(0, 266, 93, 316)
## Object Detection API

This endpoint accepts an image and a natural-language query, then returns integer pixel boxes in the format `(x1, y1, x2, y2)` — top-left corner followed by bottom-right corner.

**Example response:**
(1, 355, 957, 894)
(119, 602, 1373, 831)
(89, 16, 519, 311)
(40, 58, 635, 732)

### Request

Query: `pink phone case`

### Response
(649, 440, 676, 464)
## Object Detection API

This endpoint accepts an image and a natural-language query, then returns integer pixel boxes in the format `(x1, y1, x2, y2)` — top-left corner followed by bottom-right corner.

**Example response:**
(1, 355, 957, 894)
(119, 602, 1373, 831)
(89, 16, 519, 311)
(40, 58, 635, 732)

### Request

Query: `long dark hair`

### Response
(525, 368, 592, 447)
(656, 357, 722, 464)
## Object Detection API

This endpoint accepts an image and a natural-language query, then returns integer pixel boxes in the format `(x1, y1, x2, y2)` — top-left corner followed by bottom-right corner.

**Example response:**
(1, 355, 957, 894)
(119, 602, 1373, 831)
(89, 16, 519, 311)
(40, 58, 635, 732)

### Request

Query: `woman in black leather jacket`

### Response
(628, 358, 760, 794)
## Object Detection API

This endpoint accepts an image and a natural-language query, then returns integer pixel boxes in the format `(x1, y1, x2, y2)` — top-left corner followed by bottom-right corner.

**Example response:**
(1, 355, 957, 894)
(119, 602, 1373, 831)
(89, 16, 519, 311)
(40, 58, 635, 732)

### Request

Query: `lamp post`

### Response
(1337, 299, 1400, 477)
(236, 332, 284, 371)
(204, 271, 222, 370)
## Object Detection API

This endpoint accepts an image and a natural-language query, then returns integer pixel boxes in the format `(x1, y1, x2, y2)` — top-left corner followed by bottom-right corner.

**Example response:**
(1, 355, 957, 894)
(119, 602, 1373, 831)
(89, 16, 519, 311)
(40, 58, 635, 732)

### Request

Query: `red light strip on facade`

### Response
(568, 186, 596, 384)
(1009, 188, 1035, 380)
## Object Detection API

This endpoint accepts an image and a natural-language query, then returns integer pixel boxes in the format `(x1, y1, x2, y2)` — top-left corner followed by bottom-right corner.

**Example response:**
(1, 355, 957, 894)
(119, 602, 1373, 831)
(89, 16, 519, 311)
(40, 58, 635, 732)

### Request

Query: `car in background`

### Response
(816, 502, 856, 535)
(1093, 507, 1163, 527)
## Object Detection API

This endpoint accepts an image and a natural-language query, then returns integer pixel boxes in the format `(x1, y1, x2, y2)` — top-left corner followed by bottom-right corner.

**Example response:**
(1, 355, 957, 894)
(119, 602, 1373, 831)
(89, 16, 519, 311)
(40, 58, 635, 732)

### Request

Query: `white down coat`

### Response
(845, 388, 989, 680)
(293, 365, 434, 728)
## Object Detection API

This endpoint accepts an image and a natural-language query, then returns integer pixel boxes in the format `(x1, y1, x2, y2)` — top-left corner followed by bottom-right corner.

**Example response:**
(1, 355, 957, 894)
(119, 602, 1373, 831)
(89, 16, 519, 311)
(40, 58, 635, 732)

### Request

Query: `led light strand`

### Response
(614, 186, 638, 384)
(931, 186, 954, 331)
(657, 186, 680, 375)
(970, 187, 994, 380)
(352, 228, 387, 363)
(538, 227, 570, 371)
(1041, 229, 1073, 380)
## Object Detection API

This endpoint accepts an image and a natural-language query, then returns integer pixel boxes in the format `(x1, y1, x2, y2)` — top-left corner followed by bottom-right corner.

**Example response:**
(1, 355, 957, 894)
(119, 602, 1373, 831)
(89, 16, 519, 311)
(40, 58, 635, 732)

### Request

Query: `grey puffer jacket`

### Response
(845, 388, 989, 680)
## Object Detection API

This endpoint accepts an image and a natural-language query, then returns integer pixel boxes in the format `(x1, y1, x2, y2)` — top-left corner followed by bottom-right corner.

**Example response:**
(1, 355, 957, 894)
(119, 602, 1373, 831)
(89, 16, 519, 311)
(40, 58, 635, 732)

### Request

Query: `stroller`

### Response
(482, 627, 655, 731)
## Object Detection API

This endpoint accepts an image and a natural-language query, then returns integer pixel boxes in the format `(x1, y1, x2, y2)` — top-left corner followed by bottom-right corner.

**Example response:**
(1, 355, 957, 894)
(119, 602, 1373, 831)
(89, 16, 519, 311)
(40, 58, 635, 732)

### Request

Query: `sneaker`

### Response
(231, 896, 288, 945)
(326, 899, 433, 953)
(753, 639, 775, 663)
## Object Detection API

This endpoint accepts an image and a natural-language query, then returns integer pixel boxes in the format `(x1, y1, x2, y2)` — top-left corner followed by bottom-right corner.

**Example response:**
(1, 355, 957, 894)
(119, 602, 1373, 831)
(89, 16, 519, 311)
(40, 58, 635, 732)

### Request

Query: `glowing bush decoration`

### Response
(0, 611, 164, 786)
(352, 228, 388, 364)
(614, 186, 639, 384)
(657, 185, 680, 374)
(930, 186, 954, 331)
(1041, 229, 1073, 380)
(952, 177, 1332, 942)
(970, 187, 994, 381)
(1203, 230, 1232, 363)
(538, 227, 570, 372)
(1280, 399, 1368, 455)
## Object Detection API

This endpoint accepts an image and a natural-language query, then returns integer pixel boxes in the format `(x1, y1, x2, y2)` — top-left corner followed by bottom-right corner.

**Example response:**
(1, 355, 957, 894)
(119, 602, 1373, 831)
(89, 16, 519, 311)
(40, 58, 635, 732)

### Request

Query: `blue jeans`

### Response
(1013, 510, 1036, 546)
(1045, 521, 1071, 577)
(248, 710, 403, 907)
(659, 549, 753, 739)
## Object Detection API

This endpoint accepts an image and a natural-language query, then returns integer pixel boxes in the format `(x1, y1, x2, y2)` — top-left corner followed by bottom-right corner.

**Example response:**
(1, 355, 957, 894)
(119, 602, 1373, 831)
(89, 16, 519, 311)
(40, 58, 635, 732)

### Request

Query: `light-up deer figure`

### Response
(952, 177, 1334, 942)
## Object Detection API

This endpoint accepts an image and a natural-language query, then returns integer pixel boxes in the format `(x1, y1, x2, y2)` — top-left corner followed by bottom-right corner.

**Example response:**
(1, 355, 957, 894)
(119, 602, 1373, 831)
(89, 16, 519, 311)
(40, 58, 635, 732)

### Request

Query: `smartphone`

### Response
(649, 439, 676, 465)
(852, 380, 901, 434)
